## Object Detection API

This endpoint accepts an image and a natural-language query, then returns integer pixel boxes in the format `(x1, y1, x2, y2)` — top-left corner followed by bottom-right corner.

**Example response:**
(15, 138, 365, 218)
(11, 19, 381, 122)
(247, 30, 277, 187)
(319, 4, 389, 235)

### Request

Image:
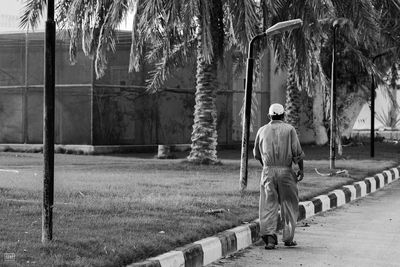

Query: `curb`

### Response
(128, 166, 400, 267)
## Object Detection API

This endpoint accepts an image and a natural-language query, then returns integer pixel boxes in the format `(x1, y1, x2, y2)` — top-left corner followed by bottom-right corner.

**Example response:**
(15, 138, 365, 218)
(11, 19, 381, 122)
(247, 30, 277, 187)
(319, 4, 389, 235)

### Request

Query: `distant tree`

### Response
(373, 0, 400, 129)
(262, 0, 400, 145)
(318, 0, 400, 140)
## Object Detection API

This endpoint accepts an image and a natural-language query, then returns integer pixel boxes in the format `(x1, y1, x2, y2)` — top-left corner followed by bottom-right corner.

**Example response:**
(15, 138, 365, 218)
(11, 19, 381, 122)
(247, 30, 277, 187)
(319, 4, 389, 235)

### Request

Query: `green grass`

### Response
(0, 143, 399, 266)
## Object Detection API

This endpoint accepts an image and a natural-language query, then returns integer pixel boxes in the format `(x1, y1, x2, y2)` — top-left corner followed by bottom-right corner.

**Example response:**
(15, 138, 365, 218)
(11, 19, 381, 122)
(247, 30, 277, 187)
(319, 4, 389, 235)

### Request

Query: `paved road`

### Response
(208, 179, 400, 267)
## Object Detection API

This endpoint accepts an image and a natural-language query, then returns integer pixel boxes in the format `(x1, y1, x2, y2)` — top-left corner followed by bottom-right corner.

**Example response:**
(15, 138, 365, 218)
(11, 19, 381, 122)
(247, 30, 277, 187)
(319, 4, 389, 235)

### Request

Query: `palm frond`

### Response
(332, 0, 380, 48)
(97, 0, 130, 59)
(375, 106, 400, 128)
(20, 0, 47, 30)
(264, 0, 334, 94)
(226, 0, 260, 51)
(81, 6, 94, 56)
(146, 37, 197, 93)
(129, 0, 142, 72)
(65, 0, 86, 64)
(140, 0, 164, 31)
(231, 50, 246, 77)
(375, 0, 400, 57)
(94, 1, 120, 78)
(68, 24, 80, 64)
(197, 0, 213, 64)
(55, 0, 73, 28)
(352, 0, 380, 42)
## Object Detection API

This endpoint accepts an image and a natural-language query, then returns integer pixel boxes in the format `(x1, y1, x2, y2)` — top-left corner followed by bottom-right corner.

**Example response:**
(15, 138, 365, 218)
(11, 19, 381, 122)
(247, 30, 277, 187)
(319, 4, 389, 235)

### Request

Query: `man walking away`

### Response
(253, 103, 305, 249)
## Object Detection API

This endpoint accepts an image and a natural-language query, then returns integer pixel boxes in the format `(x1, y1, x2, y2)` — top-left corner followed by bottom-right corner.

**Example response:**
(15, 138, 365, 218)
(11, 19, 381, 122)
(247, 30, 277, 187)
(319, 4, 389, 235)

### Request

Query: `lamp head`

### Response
(265, 19, 303, 36)
(333, 18, 349, 28)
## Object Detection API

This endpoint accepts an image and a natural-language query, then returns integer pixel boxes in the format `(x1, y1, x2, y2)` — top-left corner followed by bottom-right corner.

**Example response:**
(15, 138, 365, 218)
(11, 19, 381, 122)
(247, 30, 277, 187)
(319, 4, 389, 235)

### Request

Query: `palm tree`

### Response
(323, 0, 400, 140)
(135, 0, 259, 164)
(21, 0, 260, 164)
(186, 0, 224, 164)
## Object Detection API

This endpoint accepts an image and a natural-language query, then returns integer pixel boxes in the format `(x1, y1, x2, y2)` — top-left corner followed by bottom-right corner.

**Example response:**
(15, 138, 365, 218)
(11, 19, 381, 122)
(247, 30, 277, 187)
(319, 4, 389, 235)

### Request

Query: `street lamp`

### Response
(370, 67, 376, 158)
(330, 22, 338, 170)
(239, 19, 303, 191)
(329, 18, 348, 170)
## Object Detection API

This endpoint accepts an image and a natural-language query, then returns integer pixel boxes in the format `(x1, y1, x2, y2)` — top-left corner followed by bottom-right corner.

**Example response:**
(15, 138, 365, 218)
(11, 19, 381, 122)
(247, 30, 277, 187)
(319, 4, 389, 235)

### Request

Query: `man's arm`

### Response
(296, 159, 304, 182)
(253, 129, 263, 167)
(290, 127, 305, 182)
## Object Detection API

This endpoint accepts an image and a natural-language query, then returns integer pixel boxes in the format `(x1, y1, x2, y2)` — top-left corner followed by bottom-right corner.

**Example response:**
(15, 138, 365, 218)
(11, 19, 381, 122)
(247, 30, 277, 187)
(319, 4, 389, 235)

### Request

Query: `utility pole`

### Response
(42, 0, 56, 244)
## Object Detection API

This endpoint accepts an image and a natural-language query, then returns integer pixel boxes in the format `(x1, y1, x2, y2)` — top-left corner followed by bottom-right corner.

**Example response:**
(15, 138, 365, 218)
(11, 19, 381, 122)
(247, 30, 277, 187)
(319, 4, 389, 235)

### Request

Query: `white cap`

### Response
(268, 103, 285, 116)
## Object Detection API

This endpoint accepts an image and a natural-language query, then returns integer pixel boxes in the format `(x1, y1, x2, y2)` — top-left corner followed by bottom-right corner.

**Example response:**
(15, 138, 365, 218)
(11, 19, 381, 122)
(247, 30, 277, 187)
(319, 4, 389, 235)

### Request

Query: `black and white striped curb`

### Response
(128, 166, 400, 267)
(298, 167, 399, 220)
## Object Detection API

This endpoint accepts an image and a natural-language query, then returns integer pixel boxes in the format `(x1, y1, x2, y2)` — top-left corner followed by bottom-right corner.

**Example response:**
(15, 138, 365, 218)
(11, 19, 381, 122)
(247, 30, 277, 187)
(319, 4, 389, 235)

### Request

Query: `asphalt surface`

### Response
(208, 179, 400, 267)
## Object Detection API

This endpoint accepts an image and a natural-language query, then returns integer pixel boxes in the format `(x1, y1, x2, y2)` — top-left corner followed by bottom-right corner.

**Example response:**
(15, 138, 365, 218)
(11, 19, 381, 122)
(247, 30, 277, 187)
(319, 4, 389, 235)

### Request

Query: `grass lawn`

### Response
(0, 143, 399, 266)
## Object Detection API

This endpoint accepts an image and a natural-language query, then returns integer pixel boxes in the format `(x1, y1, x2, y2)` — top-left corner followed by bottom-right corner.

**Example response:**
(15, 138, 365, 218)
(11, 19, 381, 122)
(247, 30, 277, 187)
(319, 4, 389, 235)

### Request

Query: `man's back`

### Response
(253, 120, 303, 168)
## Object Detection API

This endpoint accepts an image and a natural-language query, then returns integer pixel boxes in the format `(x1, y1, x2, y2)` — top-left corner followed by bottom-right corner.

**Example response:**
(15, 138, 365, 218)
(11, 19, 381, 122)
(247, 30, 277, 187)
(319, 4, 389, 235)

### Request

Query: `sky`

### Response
(0, 0, 132, 33)
(0, 0, 41, 32)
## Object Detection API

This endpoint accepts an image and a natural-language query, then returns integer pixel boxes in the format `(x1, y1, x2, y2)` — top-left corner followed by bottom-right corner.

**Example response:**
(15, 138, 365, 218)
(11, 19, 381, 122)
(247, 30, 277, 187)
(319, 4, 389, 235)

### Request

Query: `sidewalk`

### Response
(208, 175, 400, 267)
(129, 166, 400, 267)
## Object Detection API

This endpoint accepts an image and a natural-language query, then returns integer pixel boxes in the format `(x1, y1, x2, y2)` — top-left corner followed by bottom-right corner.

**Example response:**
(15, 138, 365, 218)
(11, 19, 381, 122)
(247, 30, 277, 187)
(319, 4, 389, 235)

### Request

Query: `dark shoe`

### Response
(265, 243, 276, 250)
(262, 234, 278, 250)
(284, 240, 297, 247)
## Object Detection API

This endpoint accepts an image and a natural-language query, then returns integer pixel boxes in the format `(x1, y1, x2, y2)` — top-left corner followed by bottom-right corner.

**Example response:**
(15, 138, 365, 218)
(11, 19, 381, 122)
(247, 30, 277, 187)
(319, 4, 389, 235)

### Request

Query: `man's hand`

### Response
(296, 170, 304, 182)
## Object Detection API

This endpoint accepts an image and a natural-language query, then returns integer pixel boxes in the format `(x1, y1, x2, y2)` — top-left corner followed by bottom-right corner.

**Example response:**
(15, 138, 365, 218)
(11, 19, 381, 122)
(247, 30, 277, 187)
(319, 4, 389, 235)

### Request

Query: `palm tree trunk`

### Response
(187, 34, 219, 164)
(285, 62, 301, 135)
(313, 81, 329, 145)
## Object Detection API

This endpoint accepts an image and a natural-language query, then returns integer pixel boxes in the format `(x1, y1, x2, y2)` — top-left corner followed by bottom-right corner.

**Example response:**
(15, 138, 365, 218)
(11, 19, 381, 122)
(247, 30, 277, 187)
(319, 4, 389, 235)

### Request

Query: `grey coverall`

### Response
(253, 120, 305, 243)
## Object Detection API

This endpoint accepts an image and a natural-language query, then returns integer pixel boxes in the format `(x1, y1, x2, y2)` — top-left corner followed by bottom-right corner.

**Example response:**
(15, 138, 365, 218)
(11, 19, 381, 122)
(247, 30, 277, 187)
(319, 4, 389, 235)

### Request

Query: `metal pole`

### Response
(90, 58, 95, 145)
(240, 35, 261, 190)
(330, 25, 337, 170)
(23, 29, 29, 143)
(370, 75, 375, 157)
(42, 0, 56, 244)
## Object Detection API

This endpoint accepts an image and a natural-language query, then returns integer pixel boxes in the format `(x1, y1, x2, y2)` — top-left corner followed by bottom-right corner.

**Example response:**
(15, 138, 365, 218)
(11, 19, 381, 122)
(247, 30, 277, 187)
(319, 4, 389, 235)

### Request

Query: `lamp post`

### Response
(329, 18, 349, 170)
(239, 19, 303, 191)
(370, 73, 375, 157)
(330, 22, 338, 170)
(42, 0, 56, 244)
